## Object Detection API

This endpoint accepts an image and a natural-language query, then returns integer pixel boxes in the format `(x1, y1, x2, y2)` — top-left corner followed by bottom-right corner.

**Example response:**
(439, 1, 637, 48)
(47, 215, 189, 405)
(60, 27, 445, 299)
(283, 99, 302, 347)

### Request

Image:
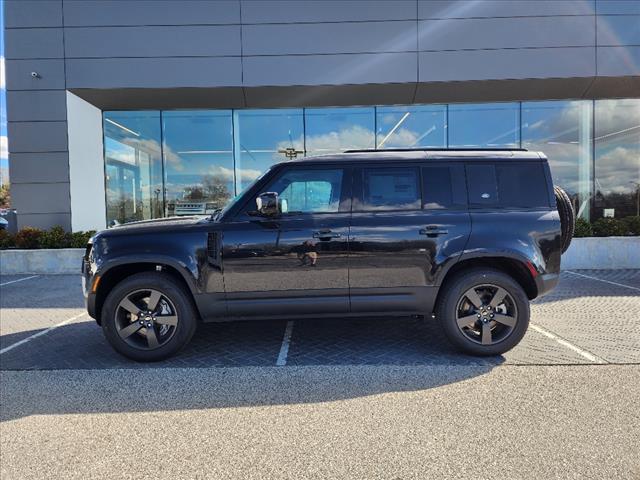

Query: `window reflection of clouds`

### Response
(104, 99, 640, 224)
(376, 105, 446, 148)
(305, 107, 375, 155)
(522, 100, 592, 219)
(595, 99, 640, 217)
(449, 103, 519, 148)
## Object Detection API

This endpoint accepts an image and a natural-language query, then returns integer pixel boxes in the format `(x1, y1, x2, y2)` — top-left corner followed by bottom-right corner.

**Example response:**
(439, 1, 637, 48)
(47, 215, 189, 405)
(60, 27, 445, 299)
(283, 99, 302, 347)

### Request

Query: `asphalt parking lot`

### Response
(1, 270, 639, 479)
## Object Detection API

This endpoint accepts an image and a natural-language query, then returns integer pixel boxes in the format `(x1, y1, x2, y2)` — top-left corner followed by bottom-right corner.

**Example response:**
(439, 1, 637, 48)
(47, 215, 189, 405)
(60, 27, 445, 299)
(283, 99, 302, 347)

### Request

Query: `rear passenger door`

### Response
(348, 164, 471, 314)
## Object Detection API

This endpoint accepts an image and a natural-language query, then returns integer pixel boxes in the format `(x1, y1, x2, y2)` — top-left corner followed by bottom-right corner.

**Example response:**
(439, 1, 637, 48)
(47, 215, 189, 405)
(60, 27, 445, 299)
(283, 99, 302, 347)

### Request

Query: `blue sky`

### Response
(1, 0, 7, 184)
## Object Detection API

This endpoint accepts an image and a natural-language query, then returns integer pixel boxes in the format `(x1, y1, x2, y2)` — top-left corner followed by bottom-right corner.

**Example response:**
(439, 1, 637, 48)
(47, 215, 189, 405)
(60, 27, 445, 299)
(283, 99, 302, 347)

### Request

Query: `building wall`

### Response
(4, 0, 640, 230)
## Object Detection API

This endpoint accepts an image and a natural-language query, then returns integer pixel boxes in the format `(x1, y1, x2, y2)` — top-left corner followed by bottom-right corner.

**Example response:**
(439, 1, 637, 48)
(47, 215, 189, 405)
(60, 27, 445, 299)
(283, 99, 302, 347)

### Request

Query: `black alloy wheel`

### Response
(455, 284, 518, 346)
(101, 272, 198, 362)
(115, 289, 179, 350)
(436, 268, 530, 356)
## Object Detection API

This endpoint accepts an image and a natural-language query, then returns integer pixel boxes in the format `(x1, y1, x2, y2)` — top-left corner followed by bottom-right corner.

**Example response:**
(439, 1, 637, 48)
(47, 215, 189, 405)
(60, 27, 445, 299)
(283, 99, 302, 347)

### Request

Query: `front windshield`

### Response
(214, 168, 271, 220)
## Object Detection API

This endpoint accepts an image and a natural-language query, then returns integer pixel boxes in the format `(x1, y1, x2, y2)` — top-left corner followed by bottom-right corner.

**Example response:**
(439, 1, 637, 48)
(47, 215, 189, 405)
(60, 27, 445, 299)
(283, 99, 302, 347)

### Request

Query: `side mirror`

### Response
(256, 192, 281, 216)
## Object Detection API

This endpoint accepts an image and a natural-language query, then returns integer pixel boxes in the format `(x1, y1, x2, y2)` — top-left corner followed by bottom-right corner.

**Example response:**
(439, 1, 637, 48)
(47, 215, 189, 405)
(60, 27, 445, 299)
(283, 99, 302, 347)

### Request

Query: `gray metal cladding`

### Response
(6, 91, 68, 122)
(8, 153, 71, 184)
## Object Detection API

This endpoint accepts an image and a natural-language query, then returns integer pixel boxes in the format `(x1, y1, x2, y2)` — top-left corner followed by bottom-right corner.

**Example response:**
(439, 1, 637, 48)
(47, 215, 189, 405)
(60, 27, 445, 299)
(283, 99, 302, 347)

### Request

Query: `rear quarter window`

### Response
(466, 162, 550, 208)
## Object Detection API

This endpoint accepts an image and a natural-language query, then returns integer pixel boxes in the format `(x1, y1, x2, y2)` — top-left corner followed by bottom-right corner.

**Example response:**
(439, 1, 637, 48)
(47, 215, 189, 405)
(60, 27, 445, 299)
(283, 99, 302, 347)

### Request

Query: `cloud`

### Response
(0, 135, 7, 160)
(208, 165, 261, 183)
(302, 125, 375, 153)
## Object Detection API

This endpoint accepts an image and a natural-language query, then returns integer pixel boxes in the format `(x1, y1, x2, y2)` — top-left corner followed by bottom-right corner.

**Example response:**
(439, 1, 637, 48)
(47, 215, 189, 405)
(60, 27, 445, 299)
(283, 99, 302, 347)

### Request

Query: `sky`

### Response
(1, 0, 7, 185)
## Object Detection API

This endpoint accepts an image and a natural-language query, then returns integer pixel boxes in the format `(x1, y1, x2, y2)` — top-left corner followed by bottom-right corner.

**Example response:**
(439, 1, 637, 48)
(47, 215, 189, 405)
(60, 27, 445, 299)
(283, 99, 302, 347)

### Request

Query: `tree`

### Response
(0, 184, 10, 209)
(183, 175, 231, 207)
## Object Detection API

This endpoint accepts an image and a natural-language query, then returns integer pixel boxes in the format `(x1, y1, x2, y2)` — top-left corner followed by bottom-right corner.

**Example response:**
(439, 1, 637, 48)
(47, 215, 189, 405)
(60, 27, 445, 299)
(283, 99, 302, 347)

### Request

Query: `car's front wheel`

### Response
(436, 269, 530, 356)
(101, 272, 198, 362)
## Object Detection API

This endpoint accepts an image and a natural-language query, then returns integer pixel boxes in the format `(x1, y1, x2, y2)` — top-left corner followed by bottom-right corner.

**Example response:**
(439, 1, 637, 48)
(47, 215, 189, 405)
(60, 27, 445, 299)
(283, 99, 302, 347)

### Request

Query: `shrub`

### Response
(39, 225, 71, 249)
(622, 216, 640, 236)
(0, 229, 15, 249)
(14, 227, 43, 249)
(69, 230, 96, 248)
(574, 217, 592, 237)
(591, 217, 626, 237)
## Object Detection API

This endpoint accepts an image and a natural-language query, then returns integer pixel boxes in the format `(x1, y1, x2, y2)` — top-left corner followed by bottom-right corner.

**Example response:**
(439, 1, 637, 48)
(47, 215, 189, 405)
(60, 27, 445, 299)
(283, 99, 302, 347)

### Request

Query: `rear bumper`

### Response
(535, 272, 560, 298)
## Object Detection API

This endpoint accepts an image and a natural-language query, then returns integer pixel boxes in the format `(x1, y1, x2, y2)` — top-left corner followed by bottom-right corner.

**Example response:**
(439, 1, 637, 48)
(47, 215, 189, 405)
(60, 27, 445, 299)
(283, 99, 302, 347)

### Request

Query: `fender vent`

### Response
(207, 232, 219, 261)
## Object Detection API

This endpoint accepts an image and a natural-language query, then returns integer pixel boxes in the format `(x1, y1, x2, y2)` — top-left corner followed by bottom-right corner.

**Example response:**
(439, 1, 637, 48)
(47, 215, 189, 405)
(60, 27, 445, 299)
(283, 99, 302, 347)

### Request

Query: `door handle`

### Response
(419, 225, 449, 236)
(313, 230, 341, 240)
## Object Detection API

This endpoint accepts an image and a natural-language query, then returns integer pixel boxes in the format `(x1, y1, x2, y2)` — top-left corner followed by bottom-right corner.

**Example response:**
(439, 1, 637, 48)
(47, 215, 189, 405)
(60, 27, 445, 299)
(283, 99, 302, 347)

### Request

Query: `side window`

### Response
(422, 165, 467, 209)
(497, 163, 549, 208)
(266, 168, 344, 214)
(361, 167, 421, 211)
(466, 164, 498, 206)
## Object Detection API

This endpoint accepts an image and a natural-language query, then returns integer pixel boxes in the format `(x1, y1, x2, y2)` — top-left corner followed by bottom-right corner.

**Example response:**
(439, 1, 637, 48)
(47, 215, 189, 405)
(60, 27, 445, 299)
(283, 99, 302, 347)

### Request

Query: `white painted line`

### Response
(530, 323, 607, 364)
(276, 320, 294, 366)
(0, 312, 87, 355)
(565, 270, 640, 292)
(0, 275, 39, 287)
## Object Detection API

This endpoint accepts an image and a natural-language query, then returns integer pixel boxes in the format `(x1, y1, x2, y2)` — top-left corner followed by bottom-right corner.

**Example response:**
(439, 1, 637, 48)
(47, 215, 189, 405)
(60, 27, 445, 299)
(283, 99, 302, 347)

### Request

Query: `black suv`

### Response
(82, 149, 574, 361)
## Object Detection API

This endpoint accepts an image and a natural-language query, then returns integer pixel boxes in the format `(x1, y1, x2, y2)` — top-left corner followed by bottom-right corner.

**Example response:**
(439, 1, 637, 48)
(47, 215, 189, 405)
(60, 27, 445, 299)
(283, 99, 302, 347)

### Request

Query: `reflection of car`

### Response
(83, 149, 573, 361)
(172, 201, 218, 216)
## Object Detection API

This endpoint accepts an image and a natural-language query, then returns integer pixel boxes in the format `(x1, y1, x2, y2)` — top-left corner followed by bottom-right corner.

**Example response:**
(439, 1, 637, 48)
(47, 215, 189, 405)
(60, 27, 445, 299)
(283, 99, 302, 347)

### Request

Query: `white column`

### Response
(66, 92, 107, 231)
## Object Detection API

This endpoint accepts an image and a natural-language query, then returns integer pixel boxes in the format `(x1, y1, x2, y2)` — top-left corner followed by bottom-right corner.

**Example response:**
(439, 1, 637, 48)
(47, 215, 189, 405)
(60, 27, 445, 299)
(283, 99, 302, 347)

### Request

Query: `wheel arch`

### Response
(434, 255, 538, 313)
(93, 262, 197, 325)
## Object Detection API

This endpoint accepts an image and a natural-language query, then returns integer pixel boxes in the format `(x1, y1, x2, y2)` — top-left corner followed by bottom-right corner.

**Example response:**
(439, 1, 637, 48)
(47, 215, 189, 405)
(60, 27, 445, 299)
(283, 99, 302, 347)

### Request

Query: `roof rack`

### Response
(344, 148, 529, 153)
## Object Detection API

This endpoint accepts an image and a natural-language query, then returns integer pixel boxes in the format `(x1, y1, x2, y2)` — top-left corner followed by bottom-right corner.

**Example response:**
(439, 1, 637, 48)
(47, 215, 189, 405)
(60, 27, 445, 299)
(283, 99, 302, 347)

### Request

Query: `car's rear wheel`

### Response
(436, 269, 530, 356)
(101, 272, 197, 362)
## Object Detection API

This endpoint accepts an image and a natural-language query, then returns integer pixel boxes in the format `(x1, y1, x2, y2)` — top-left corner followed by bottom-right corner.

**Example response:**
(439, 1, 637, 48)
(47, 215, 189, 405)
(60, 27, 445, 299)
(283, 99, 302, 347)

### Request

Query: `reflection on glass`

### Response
(267, 169, 343, 214)
(233, 109, 304, 193)
(522, 100, 592, 219)
(104, 111, 163, 225)
(305, 107, 375, 156)
(162, 111, 233, 216)
(376, 105, 446, 149)
(449, 103, 520, 147)
(594, 99, 640, 219)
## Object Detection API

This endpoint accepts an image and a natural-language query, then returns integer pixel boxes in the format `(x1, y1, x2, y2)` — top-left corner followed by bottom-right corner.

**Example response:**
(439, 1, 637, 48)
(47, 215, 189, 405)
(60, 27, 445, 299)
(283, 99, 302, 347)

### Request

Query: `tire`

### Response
(435, 268, 530, 356)
(101, 272, 198, 362)
(554, 185, 575, 254)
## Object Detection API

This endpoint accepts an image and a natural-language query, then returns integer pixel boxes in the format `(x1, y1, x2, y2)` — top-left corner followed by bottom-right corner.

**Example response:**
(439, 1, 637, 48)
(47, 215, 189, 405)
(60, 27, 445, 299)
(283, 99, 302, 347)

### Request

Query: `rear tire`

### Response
(436, 269, 530, 356)
(101, 272, 198, 362)
(554, 185, 575, 254)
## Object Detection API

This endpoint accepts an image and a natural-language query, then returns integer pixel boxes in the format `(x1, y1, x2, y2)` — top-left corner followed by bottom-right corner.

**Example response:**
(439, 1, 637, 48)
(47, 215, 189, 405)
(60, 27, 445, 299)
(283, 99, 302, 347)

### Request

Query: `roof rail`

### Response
(344, 147, 529, 153)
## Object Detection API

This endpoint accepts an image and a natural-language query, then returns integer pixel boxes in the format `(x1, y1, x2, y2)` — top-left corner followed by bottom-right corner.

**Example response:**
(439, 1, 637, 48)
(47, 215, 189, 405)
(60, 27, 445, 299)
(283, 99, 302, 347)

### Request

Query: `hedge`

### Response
(0, 226, 96, 250)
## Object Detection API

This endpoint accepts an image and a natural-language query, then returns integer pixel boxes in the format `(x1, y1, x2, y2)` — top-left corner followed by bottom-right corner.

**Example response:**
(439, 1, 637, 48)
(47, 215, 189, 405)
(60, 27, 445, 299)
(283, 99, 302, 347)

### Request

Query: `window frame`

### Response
(235, 164, 352, 219)
(353, 164, 423, 213)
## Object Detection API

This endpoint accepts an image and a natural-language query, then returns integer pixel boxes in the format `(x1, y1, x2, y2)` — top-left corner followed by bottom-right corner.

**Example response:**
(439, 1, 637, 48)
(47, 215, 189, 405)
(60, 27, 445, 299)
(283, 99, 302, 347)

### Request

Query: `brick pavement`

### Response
(0, 270, 638, 370)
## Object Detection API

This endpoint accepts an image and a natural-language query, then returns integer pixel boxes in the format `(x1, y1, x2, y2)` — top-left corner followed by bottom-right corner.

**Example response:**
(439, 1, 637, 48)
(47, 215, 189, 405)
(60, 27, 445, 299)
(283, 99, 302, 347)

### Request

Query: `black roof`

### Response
(289, 148, 545, 164)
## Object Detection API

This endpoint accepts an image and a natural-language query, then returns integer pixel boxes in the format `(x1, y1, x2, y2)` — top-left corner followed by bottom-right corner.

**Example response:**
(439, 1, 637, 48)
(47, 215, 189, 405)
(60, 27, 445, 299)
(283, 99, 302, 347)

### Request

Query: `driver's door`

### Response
(221, 166, 352, 318)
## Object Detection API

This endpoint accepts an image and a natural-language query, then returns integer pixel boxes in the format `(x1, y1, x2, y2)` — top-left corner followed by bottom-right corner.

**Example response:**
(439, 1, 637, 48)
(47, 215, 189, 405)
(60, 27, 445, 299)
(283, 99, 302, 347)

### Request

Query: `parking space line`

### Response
(276, 321, 294, 366)
(565, 270, 640, 292)
(0, 275, 39, 287)
(0, 312, 87, 355)
(529, 323, 608, 364)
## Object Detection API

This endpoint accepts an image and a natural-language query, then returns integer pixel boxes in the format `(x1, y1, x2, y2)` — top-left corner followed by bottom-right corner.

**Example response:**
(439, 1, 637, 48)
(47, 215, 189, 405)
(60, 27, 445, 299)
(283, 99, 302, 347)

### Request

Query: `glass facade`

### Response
(103, 99, 640, 225)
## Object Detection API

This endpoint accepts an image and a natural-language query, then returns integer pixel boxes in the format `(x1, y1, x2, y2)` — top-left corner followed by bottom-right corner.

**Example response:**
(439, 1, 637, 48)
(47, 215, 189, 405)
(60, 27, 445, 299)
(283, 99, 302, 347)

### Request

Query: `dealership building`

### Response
(4, 0, 639, 231)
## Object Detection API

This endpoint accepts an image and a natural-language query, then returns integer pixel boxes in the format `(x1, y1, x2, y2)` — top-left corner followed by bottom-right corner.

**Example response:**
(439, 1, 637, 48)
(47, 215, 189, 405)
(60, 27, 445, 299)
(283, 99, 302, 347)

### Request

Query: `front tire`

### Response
(436, 269, 530, 356)
(101, 272, 198, 362)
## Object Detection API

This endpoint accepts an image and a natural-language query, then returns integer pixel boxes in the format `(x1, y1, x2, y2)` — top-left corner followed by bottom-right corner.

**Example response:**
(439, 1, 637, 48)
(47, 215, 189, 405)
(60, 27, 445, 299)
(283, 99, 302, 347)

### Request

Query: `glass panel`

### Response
(233, 109, 304, 193)
(422, 165, 466, 209)
(104, 111, 163, 225)
(496, 163, 549, 208)
(305, 107, 375, 156)
(162, 111, 233, 216)
(466, 165, 498, 205)
(361, 167, 420, 211)
(594, 99, 640, 219)
(449, 102, 520, 148)
(376, 105, 446, 149)
(522, 100, 593, 219)
(266, 169, 344, 214)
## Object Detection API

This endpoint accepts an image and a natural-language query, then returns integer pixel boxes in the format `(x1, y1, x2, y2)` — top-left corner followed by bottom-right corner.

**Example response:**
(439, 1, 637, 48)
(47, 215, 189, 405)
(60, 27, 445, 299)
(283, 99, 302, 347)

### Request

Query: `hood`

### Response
(102, 215, 210, 235)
